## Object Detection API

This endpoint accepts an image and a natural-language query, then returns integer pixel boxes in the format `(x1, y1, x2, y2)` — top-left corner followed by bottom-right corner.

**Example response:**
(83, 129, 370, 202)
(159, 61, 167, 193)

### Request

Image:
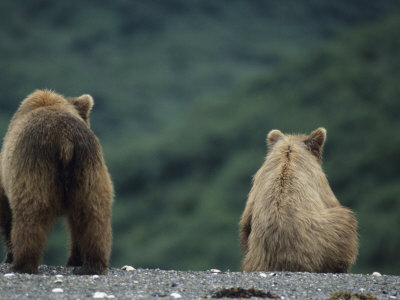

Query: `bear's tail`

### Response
(59, 139, 74, 169)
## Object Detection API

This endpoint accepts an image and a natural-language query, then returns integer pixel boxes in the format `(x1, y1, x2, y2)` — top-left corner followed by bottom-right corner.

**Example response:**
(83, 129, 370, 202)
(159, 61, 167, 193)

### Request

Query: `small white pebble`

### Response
(4, 273, 15, 277)
(389, 296, 396, 299)
(259, 272, 267, 278)
(269, 272, 276, 276)
(52, 288, 63, 293)
(93, 292, 108, 298)
(359, 288, 365, 292)
(55, 274, 64, 278)
(54, 279, 63, 284)
(317, 288, 321, 292)
(107, 296, 115, 299)
(210, 269, 221, 273)
(372, 271, 382, 276)
(92, 275, 100, 279)
(133, 280, 139, 284)
(281, 297, 285, 300)
(121, 265, 136, 271)
(170, 292, 182, 299)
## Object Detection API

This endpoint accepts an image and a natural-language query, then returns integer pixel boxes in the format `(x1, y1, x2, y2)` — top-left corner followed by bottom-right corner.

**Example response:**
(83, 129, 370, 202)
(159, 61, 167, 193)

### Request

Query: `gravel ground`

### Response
(0, 264, 399, 299)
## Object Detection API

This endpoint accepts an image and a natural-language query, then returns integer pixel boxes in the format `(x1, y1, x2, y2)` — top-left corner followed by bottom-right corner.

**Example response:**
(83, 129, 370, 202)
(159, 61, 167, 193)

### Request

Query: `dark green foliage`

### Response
(0, 1, 400, 274)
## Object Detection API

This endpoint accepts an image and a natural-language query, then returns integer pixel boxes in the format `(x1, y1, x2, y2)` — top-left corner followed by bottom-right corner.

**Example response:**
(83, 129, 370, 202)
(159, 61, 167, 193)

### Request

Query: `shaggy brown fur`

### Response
(240, 128, 358, 273)
(0, 90, 113, 275)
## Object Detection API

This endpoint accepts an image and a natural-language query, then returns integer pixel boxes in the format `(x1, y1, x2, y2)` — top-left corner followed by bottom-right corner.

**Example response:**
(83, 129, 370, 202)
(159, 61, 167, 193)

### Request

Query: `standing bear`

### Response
(0, 90, 113, 275)
(240, 128, 358, 273)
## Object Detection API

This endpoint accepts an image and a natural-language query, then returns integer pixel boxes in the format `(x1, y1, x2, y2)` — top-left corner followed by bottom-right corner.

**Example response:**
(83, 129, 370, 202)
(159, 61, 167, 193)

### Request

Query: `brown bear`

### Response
(240, 128, 358, 273)
(0, 90, 113, 275)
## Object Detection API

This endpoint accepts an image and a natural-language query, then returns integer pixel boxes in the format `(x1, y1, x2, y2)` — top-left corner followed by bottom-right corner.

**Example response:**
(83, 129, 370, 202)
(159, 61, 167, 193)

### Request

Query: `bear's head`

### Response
(18, 90, 94, 126)
(67, 94, 94, 126)
(267, 127, 327, 163)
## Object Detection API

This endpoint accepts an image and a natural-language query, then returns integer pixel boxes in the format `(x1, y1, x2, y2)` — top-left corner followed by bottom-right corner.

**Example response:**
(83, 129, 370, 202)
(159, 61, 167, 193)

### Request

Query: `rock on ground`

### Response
(0, 264, 399, 299)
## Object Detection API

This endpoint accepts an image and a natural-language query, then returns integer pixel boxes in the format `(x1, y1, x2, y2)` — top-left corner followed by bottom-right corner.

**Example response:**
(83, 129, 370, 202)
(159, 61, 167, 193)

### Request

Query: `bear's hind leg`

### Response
(67, 182, 112, 275)
(67, 209, 111, 275)
(10, 207, 55, 274)
(317, 206, 358, 273)
(0, 187, 13, 263)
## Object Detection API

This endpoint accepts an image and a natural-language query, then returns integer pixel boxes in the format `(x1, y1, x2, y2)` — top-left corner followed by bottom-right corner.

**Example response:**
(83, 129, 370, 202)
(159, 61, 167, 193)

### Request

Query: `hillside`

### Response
(1, 0, 399, 135)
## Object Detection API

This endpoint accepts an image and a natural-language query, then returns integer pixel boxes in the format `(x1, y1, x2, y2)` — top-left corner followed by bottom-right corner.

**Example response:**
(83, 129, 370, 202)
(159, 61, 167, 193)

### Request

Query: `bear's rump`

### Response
(5, 111, 99, 209)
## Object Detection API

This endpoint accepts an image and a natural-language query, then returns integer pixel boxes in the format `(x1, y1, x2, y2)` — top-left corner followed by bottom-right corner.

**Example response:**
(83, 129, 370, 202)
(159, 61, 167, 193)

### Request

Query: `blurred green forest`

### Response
(1, 0, 400, 274)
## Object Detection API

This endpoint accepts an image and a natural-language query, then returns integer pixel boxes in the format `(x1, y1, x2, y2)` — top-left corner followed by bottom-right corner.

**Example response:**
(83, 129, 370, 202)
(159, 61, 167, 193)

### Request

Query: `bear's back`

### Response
(12, 107, 96, 157)
(1, 105, 101, 196)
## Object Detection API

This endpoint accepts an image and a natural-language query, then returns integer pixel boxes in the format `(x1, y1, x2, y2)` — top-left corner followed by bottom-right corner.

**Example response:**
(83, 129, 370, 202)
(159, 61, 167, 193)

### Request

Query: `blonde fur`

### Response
(240, 128, 358, 273)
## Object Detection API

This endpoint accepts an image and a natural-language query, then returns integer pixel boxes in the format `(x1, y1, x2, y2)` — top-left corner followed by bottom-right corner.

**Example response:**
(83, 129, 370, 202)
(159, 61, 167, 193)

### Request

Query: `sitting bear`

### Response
(240, 128, 358, 273)
(0, 90, 113, 274)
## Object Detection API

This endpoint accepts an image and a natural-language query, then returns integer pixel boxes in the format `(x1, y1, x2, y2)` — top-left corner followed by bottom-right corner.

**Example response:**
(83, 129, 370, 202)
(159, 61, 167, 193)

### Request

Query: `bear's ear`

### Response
(304, 127, 326, 160)
(267, 129, 284, 147)
(68, 94, 94, 124)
